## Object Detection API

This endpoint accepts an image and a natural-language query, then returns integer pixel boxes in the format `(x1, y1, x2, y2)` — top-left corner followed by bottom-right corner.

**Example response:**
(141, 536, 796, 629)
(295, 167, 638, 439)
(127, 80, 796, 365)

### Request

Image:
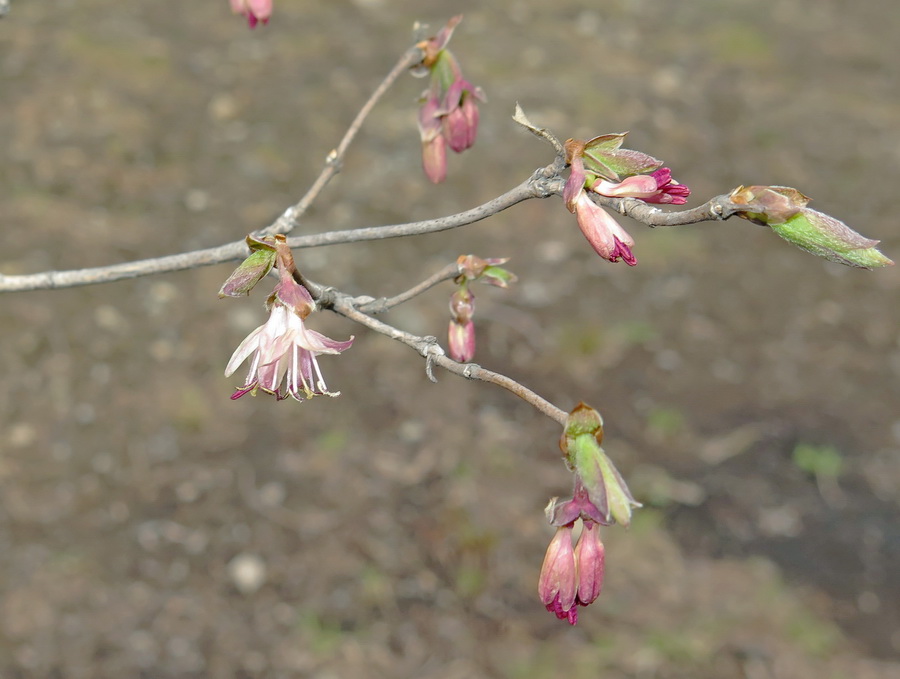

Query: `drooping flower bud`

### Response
(574, 520, 605, 606)
(538, 525, 578, 625)
(448, 319, 476, 363)
(413, 16, 485, 183)
(730, 185, 893, 269)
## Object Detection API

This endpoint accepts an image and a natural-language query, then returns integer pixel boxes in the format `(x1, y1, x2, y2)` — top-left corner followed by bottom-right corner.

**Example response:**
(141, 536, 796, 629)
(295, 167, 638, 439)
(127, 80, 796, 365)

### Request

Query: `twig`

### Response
(260, 45, 425, 238)
(352, 262, 460, 314)
(329, 293, 568, 425)
(594, 193, 755, 227)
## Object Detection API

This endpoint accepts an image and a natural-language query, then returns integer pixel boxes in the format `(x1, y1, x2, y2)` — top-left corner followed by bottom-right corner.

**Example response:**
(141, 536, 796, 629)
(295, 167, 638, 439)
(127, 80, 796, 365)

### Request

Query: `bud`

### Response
(538, 525, 578, 624)
(574, 520, 605, 606)
(578, 133, 663, 183)
(230, 0, 272, 29)
(218, 235, 277, 298)
(448, 319, 476, 363)
(413, 16, 484, 183)
(456, 254, 517, 288)
(449, 285, 475, 323)
(730, 185, 893, 269)
(561, 403, 641, 527)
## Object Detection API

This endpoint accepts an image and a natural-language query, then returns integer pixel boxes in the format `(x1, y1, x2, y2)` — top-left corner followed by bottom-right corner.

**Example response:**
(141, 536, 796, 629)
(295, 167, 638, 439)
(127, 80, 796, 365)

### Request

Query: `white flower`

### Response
(226, 301, 353, 402)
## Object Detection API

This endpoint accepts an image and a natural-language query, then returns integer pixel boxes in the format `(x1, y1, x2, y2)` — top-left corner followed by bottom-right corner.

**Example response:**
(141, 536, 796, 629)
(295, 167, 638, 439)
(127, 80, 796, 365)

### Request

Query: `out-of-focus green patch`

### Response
(705, 22, 775, 66)
(296, 611, 346, 656)
(359, 565, 391, 609)
(316, 428, 349, 453)
(644, 628, 708, 663)
(172, 384, 213, 432)
(753, 127, 783, 149)
(455, 563, 487, 598)
(786, 608, 842, 657)
(646, 405, 685, 439)
(628, 506, 665, 536)
(557, 319, 657, 357)
(61, 33, 171, 91)
(792, 442, 844, 479)
(558, 322, 604, 356)
(636, 228, 708, 266)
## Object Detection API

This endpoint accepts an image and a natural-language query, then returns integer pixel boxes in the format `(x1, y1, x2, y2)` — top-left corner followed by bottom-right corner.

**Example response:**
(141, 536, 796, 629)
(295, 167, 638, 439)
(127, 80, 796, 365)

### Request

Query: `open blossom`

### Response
(225, 279, 353, 401)
(230, 0, 272, 28)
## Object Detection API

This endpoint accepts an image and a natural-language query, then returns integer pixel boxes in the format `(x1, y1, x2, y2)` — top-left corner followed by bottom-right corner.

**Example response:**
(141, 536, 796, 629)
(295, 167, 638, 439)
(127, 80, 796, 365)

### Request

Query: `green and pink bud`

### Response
(730, 185, 893, 269)
(563, 137, 690, 266)
(446, 255, 516, 362)
(218, 235, 278, 298)
(414, 16, 485, 183)
(560, 403, 641, 527)
(456, 254, 517, 288)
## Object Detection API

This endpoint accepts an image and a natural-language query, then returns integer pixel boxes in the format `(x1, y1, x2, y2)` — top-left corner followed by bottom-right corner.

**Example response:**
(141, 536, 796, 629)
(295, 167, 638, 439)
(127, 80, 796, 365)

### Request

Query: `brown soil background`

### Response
(1, 1, 899, 677)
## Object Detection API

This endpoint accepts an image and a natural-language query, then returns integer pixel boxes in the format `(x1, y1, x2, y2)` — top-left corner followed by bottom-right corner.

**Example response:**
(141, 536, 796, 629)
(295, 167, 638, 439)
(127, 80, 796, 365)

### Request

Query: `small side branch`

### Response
(330, 294, 568, 425)
(352, 262, 459, 314)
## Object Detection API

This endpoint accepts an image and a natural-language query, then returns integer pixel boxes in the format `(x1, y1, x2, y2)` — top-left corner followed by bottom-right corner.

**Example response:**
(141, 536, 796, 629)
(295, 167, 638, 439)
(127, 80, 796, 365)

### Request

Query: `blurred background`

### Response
(1, 0, 898, 677)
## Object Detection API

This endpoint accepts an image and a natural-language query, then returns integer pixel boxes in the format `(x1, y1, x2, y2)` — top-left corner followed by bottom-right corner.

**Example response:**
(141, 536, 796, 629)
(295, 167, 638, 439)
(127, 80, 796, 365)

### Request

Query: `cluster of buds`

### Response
(729, 185, 893, 269)
(563, 134, 690, 266)
(447, 255, 516, 363)
(230, 0, 272, 28)
(219, 235, 353, 401)
(539, 403, 641, 624)
(414, 16, 486, 183)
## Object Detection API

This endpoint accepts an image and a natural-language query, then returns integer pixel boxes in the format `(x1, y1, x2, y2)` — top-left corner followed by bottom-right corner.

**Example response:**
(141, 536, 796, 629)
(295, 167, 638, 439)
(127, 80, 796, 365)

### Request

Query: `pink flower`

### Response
(230, 0, 272, 29)
(538, 525, 579, 625)
(573, 189, 637, 266)
(225, 279, 353, 401)
(592, 167, 690, 205)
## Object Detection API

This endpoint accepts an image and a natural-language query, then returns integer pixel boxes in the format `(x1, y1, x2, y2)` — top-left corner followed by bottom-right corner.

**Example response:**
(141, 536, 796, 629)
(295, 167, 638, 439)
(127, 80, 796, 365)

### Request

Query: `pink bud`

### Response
(230, 0, 272, 28)
(448, 319, 476, 362)
(574, 521, 605, 606)
(538, 526, 578, 624)
(573, 191, 637, 266)
(422, 134, 447, 184)
(442, 105, 470, 153)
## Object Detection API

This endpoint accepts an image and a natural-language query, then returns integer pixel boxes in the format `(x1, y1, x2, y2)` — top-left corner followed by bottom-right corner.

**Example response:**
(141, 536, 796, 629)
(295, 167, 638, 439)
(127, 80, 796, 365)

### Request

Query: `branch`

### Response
(0, 175, 557, 294)
(327, 292, 568, 425)
(594, 193, 757, 226)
